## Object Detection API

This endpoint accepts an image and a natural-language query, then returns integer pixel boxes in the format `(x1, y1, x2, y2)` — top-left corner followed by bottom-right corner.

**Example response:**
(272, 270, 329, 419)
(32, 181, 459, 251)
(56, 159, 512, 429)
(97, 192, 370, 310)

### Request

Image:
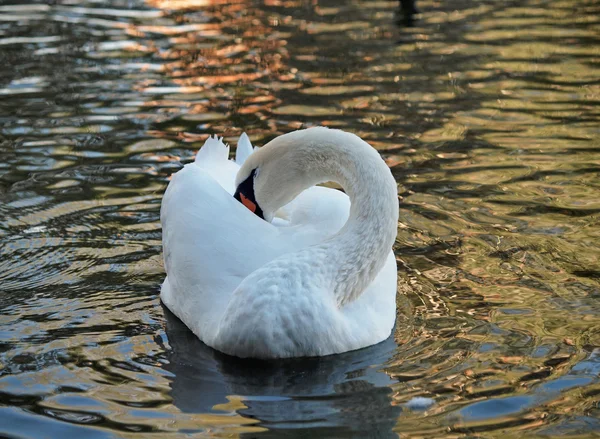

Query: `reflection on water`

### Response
(164, 307, 403, 437)
(0, 0, 599, 437)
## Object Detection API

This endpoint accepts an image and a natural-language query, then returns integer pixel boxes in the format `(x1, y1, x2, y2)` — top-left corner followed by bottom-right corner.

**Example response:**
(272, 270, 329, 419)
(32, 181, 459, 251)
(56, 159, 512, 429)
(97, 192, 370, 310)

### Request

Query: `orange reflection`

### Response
(133, 0, 290, 141)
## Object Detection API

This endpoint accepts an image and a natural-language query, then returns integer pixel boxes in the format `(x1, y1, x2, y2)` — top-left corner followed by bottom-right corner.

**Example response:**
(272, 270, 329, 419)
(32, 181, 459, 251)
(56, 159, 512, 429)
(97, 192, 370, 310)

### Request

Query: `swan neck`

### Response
(286, 129, 399, 306)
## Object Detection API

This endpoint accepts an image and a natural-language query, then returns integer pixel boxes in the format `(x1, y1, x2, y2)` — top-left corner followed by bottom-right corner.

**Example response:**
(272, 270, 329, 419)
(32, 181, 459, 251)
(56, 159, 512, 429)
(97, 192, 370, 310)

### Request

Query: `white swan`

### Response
(161, 127, 399, 359)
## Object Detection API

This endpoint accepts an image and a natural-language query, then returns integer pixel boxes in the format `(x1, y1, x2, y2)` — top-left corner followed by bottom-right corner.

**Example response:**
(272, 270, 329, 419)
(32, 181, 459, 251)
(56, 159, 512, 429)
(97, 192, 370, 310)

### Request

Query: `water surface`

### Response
(1, 0, 600, 437)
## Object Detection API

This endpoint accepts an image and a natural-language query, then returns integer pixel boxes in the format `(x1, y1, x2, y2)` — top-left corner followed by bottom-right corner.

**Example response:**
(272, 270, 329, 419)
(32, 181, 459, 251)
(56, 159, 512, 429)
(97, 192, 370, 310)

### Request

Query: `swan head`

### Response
(234, 130, 321, 223)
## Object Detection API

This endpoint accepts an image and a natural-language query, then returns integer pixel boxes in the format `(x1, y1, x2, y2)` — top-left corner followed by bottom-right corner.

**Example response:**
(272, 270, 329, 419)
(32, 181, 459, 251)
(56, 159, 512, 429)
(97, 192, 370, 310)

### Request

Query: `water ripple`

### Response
(0, 0, 599, 437)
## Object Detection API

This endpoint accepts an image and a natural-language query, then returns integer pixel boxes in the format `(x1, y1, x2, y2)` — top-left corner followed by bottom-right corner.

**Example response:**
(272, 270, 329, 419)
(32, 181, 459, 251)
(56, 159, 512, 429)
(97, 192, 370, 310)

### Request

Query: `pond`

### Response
(1, 0, 599, 437)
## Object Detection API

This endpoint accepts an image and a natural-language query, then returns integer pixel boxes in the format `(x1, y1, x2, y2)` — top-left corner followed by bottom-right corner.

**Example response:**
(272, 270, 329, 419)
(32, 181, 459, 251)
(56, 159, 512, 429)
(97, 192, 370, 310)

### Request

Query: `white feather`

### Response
(235, 132, 253, 165)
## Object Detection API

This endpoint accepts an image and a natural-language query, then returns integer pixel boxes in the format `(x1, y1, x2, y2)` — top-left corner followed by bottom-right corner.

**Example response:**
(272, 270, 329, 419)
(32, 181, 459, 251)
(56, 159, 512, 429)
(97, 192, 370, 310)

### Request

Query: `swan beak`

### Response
(234, 189, 265, 220)
(239, 193, 257, 213)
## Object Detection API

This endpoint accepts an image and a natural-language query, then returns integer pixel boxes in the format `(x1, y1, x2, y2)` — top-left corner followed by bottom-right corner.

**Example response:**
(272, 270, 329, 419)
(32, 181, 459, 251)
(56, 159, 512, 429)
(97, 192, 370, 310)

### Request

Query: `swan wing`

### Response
(193, 133, 254, 194)
(160, 162, 301, 340)
(162, 163, 284, 293)
(235, 132, 253, 165)
(192, 135, 239, 194)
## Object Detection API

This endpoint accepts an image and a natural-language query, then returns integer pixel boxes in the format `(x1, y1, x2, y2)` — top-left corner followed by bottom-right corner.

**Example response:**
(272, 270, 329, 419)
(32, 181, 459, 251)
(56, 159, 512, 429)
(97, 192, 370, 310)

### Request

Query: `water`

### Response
(1, 0, 599, 437)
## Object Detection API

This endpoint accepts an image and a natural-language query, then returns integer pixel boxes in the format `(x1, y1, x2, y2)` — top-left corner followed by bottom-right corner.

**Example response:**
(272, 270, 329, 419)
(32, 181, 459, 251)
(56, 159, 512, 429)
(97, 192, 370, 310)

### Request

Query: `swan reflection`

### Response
(162, 306, 402, 437)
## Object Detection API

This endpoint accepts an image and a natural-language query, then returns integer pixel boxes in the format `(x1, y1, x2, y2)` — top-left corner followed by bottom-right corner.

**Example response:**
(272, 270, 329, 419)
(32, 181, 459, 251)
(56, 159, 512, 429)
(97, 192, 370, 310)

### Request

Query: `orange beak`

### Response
(240, 193, 257, 213)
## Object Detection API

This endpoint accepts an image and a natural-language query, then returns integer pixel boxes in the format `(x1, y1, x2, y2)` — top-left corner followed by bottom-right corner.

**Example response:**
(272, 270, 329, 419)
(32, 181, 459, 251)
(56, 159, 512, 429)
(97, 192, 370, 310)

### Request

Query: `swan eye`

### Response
(234, 169, 264, 219)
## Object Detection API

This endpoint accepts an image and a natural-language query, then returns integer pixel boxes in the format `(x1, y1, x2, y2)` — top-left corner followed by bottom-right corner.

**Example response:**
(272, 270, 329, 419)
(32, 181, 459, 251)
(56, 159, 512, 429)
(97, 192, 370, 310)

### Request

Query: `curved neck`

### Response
(270, 128, 399, 306)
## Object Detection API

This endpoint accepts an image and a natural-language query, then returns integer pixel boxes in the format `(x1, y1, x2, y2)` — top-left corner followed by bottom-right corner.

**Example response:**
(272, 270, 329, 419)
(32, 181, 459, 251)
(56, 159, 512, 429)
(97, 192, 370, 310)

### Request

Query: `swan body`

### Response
(161, 128, 399, 358)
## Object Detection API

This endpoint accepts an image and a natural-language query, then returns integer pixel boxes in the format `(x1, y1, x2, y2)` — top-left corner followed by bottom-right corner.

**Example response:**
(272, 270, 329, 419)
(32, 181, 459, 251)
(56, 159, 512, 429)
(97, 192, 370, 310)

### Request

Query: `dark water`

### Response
(1, 0, 599, 437)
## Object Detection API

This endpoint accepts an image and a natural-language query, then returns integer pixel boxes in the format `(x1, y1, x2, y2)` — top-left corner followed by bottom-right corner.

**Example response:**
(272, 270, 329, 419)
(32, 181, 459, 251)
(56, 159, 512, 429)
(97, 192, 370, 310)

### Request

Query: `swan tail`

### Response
(235, 132, 254, 165)
(195, 135, 230, 164)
